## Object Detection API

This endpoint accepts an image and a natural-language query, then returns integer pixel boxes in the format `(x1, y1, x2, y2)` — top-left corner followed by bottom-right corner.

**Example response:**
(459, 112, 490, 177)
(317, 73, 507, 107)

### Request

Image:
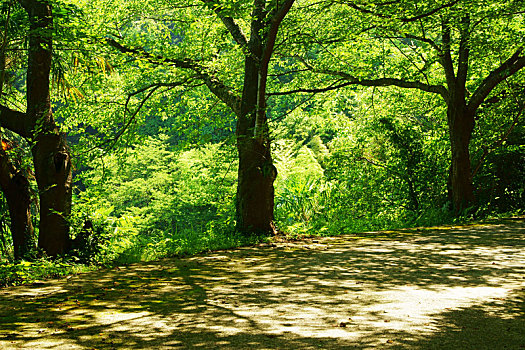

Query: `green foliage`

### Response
(472, 97, 525, 216)
(2, 0, 524, 284)
(68, 214, 112, 265)
(271, 87, 456, 236)
(274, 140, 331, 236)
(74, 135, 241, 263)
(0, 259, 89, 287)
(324, 91, 451, 230)
(0, 195, 12, 261)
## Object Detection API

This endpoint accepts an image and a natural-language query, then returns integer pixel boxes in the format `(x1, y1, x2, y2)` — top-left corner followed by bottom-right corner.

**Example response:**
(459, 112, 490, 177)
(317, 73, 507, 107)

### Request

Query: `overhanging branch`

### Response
(268, 80, 354, 96)
(270, 70, 447, 99)
(343, 0, 459, 23)
(468, 47, 525, 113)
(106, 38, 241, 114)
(0, 105, 30, 138)
(201, 0, 252, 56)
(106, 38, 200, 70)
(325, 69, 448, 99)
(401, 34, 440, 53)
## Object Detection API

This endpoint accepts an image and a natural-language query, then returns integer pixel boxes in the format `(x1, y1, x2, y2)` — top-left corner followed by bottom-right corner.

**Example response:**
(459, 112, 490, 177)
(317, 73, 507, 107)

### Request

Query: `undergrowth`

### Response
(0, 259, 91, 287)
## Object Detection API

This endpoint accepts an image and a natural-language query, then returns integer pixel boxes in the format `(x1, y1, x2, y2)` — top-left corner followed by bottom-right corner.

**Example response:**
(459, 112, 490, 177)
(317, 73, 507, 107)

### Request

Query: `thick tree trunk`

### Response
(235, 54, 277, 235)
(236, 136, 277, 235)
(447, 101, 475, 212)
(22, 0, 72, 257)
(0, 148, 35, 260)
(32, 130, 72, 256)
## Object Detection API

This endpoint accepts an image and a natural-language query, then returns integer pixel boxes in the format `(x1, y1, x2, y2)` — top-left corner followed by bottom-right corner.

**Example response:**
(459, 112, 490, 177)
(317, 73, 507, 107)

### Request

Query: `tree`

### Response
(0, 0, 35, 260)
(290, 0, 525, 212)
(0, 0, 72, 257)
(103, 0, 295, 234)
(0, 137, 35, 260)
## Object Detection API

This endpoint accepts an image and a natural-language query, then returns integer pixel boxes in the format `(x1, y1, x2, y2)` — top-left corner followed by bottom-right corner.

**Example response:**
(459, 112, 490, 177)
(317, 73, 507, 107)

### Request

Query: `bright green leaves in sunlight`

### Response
(1, 0, 523, 273)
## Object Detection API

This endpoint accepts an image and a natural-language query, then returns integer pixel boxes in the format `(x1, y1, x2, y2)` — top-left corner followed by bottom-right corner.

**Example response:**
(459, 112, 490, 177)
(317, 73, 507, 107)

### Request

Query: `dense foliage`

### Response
(0, 0, 523, 284)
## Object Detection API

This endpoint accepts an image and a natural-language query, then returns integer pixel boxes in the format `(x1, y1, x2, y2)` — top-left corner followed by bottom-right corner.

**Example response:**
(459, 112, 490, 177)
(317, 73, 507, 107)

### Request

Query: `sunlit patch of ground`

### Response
(0, 217, 524, 349)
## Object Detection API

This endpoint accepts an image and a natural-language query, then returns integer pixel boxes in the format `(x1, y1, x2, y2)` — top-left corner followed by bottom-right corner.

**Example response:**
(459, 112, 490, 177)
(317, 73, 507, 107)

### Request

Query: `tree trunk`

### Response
(236, 136, 277, 235)
(235, 54, 277, 235)
(447, 101, 475, 212)
(32, 130, 72, 256)
(22, 0, 73, 257)
(0, 148, 35, 260)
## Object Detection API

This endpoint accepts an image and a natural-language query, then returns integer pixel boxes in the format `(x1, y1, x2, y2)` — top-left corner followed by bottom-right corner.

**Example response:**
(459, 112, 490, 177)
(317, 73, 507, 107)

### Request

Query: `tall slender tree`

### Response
(0, 0, 72, 257)
(0, 0, 35, 259)
(0, 138, 35, 260)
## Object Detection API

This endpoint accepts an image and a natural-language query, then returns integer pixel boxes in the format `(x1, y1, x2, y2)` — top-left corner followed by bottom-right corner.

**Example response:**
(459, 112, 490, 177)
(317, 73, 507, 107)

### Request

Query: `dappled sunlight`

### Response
(0, 219, 524, 349)
(358, 285, 509, 330)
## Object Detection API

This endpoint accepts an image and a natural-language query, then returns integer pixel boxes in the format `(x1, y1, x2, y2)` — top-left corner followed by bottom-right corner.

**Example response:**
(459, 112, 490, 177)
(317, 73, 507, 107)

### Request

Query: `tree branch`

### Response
(456, 15, 470, 93)
(106, 37, 200, 70)
(358, 156, 404, 178)
(386, 37, 431, 85)
(255, 0, 295, 142)
(344, 0, 459, 23)
(268, 80, 354, 96)
(0, 105, 30, 138)
(219, 16, 250, 50)
(123, 80, 192, 115)
(468, 47, 525, 114)
(0, 0, 13, 99)
(321, 69, 448, 99)
(77, 81, 202, 157)
(401, 33, 440, 53)
(440, 18, 456, 90)
(400, 0, 459, 22)
(106, 38, 241, 114)
(201, 0, 251, 55)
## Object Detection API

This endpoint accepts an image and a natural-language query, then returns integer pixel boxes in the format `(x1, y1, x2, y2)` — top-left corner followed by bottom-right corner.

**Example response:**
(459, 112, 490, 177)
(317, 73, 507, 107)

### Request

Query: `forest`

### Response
(0, 0, 524, 282)
(0, 1, 524, 348)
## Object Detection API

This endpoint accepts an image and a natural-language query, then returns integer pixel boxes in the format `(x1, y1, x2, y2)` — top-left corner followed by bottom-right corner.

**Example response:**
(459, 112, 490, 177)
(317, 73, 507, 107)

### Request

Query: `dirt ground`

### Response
(0, 217, 524, 349)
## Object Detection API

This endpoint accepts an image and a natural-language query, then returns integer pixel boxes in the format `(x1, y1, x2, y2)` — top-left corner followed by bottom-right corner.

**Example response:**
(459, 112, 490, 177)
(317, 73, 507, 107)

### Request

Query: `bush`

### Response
(73, 135, 240, 263)
(0, 259, 89, 287)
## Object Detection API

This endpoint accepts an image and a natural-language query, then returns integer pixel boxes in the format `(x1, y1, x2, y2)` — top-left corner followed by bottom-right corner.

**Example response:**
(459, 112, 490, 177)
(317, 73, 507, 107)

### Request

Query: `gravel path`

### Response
(1, 217, 524, 349)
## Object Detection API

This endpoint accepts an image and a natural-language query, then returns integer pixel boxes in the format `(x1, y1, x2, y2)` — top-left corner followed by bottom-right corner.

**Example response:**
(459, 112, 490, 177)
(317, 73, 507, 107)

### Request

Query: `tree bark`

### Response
(0, 145, 35, 260)
(22, 0, 73, 256)
(32, 130, 72, 256)
(235, 135, 277, 235)
(235, 35, 277, 235)
(447, 100, 475, 211)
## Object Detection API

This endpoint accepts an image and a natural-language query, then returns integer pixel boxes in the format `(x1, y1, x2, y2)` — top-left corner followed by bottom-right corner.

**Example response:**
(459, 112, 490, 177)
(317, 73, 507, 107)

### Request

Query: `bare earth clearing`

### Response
(0, 218, 524, 349)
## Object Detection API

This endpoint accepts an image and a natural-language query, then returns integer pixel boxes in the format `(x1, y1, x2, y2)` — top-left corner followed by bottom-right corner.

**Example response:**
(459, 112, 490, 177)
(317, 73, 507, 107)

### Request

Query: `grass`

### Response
(0, 258, 93, 287)
(0, 227, 269, 287)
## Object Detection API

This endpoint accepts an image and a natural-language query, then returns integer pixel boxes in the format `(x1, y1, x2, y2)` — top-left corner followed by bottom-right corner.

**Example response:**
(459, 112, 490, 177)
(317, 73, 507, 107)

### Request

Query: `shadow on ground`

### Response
(0, 218, 524, 349)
